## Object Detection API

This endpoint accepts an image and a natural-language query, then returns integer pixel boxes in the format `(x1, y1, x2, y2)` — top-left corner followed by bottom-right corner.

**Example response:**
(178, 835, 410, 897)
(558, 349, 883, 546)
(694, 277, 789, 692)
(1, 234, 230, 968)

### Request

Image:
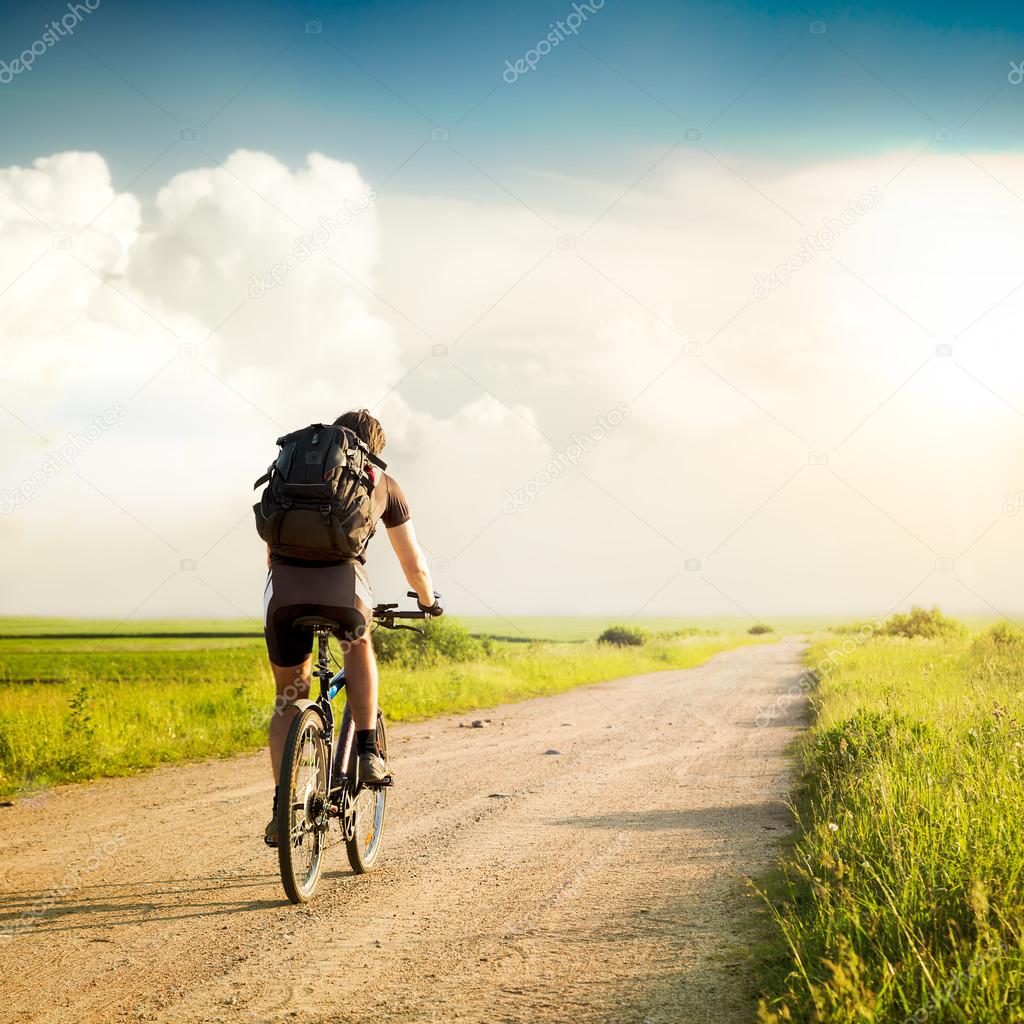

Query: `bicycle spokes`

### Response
(278, 711, 329, 903)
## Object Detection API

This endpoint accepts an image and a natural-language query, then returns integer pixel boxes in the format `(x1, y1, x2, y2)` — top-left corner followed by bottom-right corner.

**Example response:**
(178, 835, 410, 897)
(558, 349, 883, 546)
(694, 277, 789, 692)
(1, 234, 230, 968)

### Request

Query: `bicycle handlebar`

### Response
(372, 602, 428, 624)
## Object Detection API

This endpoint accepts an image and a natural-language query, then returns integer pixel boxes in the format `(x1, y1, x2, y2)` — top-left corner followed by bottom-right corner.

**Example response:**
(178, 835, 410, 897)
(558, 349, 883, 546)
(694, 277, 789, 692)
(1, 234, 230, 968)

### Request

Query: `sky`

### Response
(2, 0, 1024, 623)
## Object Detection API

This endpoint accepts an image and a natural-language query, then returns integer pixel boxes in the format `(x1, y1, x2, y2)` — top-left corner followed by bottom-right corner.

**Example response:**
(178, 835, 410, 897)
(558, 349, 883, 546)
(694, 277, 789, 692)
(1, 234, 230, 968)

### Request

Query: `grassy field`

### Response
(0, 618, 765, 799)
(460, 615, 834, 641)
(758, 613, 1024, 1023)
(0, 615, 835, 641)
(0, 617, 263, 637)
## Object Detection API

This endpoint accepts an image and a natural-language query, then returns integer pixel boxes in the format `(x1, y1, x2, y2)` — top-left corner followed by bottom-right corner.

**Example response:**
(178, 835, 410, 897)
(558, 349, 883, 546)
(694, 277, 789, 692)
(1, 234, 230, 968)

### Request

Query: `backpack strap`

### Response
(336, 424, 388, 471)
(253, 464, 274, 490)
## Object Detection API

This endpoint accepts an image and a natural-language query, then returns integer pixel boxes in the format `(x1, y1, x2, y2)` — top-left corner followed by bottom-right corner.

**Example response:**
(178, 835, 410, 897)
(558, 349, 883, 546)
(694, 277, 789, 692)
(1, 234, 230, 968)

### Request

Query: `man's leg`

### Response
(344, 632, 392, 784)
(268, 658, 311, 780)
(343, 633, 378, 731)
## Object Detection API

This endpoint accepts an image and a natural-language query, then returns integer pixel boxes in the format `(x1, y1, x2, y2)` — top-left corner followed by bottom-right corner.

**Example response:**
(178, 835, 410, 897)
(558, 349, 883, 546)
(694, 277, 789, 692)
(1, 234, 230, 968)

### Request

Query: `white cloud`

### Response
(0, 146, 1022, 620)
(374, 149, 1024, 618)
(0, 150, 537, 618)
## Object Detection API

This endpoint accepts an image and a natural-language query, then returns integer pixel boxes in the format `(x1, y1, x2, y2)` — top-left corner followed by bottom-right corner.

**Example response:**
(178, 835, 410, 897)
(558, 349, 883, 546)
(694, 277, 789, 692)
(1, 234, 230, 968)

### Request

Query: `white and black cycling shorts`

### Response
(263, 561, 373, 667)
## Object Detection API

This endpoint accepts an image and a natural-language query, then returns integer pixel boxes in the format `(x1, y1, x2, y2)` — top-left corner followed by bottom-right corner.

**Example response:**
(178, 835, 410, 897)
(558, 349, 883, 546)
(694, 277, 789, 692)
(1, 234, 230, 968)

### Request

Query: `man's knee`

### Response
(342, 627, 373, 652)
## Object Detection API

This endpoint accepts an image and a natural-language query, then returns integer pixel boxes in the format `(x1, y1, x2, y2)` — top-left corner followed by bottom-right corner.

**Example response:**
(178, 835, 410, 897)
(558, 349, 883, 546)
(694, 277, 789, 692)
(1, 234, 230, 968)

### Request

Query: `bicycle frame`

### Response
(305, 628, 348, 803)
(300, 599, 428, 819)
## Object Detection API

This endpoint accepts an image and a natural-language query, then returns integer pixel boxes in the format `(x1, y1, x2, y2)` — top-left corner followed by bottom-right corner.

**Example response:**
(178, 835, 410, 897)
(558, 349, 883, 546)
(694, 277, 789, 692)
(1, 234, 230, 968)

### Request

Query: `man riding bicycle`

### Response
(258, 409, 442, 847)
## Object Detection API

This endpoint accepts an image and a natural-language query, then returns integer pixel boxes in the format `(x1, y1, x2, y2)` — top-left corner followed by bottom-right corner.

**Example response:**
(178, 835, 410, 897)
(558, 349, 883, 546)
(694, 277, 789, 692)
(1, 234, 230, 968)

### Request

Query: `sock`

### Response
(356, 729, 379, 756)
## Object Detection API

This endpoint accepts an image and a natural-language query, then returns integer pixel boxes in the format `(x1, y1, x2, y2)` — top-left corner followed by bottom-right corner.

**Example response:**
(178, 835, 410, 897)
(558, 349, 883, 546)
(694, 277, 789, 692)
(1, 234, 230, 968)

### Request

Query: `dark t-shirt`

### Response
(270, 471, 410, 567)
(371, 472, 410, 531)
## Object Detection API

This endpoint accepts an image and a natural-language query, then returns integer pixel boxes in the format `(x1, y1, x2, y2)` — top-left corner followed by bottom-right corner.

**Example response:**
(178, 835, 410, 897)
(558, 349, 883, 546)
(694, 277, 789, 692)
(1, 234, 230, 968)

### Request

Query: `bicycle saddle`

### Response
(292, 616, 341, 632)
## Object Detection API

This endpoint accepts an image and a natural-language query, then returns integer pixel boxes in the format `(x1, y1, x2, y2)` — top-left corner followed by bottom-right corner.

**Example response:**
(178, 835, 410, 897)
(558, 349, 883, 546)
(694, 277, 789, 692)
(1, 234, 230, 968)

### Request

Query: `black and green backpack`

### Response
(253, 423, 387, 561)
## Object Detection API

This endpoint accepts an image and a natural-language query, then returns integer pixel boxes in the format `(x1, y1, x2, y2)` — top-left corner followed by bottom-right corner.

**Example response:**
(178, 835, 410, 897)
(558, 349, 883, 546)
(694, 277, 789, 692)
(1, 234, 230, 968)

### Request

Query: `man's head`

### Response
(333, 409, 386, 454)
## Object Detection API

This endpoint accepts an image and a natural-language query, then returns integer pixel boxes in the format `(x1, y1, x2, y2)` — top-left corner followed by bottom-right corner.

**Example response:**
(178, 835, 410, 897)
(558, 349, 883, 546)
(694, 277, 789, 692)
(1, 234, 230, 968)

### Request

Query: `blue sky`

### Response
(3, 0, 1024, 207)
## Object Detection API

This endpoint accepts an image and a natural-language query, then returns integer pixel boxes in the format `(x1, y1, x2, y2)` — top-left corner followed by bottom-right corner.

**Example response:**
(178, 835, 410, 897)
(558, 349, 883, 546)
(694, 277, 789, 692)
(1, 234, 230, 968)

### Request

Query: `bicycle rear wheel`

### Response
(345, 710, 388, 874)
(277, 706, 330, 903)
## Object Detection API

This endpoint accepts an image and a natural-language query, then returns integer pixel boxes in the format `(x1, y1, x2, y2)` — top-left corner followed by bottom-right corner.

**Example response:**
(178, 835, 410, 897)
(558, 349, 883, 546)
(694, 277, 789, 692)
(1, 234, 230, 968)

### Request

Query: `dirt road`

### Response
(0, 641, 807, 1024)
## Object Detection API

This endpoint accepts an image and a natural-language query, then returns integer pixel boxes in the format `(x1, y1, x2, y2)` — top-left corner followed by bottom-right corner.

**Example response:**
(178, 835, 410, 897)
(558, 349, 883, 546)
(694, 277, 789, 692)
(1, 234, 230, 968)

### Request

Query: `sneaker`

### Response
(358, 751, 394, 788)
(263, 791, 279, 848)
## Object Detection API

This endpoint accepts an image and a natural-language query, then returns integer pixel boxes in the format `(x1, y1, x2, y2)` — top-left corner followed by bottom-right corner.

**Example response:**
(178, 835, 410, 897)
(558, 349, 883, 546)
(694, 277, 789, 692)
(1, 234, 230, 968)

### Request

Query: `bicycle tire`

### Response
(277, 706, 330, 903)
(345, 709, 389, 874)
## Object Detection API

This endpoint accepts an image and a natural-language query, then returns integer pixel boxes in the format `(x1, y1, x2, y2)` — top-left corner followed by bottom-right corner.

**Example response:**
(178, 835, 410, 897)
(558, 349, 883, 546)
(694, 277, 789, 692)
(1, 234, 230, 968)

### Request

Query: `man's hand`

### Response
(416, 591, 444, 617)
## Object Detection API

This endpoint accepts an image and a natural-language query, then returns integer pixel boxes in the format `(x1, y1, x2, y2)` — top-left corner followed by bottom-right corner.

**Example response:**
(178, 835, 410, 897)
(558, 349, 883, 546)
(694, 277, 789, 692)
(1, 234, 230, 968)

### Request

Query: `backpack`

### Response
(253, 423, 387, 561)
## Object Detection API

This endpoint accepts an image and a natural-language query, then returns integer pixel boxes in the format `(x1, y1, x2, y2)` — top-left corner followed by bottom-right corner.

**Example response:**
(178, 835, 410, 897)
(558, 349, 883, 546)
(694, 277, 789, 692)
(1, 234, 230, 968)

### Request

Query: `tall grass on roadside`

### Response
(0, 623, 762, 798)
(758, 611, 1024, 1023)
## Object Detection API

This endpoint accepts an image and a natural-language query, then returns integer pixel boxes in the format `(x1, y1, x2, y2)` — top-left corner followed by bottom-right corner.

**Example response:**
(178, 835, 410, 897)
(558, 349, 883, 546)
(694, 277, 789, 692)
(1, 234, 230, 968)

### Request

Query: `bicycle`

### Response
(275, 594, 429, 904)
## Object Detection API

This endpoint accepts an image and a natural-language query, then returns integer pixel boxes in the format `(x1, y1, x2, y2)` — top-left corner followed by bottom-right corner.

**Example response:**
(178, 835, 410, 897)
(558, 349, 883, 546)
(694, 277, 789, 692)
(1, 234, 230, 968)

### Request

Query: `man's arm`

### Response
(386, 520, 434, 608)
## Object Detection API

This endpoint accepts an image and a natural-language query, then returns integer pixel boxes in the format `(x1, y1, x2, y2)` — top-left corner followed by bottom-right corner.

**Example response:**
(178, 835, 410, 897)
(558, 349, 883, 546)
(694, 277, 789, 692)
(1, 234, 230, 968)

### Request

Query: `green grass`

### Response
(0, 614, 833, 642)
(758, 619, 1024, 1023)
(0, 625, 765, 799)
(0, 617, 263, 637)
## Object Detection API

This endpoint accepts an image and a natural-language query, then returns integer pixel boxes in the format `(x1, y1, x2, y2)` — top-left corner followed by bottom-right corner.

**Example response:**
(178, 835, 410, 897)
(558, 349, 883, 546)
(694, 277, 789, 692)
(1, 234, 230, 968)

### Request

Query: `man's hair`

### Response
(333, 409, 386, 454)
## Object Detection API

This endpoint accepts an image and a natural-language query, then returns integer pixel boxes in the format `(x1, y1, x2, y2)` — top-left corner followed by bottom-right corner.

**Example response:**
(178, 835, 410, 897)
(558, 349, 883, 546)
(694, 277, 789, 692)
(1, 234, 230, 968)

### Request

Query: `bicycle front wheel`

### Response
(277, 706, 330, 903)
(345, 710, 388, 874)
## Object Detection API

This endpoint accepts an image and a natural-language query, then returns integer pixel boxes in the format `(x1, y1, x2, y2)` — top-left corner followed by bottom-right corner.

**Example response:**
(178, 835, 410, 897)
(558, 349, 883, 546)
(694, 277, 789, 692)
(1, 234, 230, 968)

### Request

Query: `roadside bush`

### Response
(597, 625, 647, 647)
(881, 605, 965, 639)
(372, 617, 485, 669)
(748, 623, 774, 635)
(971, 622, 1024, 683)
(975, 621, 1024, 649)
